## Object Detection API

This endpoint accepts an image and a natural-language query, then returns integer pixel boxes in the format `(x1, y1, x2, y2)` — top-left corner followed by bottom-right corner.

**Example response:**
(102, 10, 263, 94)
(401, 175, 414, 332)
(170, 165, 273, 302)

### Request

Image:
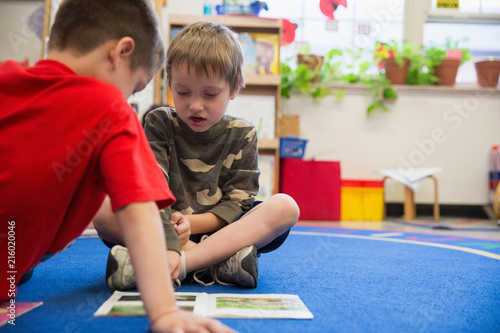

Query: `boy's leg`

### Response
(184, 193, 298, 274)
(93, 197, 182, 289)
(93, 196, 124, 246)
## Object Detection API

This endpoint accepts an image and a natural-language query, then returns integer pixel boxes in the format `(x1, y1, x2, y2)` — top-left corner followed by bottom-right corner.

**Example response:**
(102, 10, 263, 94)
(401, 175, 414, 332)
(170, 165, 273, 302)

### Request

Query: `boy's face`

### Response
(170, 61, 238, 132)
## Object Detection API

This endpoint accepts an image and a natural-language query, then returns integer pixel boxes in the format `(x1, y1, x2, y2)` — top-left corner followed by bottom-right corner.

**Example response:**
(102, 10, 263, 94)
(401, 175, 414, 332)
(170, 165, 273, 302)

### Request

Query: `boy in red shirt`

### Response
(0, 1, 233, 332)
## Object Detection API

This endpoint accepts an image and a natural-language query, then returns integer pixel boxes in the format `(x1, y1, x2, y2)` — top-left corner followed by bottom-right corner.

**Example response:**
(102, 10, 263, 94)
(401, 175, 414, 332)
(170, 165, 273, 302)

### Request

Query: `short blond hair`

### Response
(166, 21, 245, 94)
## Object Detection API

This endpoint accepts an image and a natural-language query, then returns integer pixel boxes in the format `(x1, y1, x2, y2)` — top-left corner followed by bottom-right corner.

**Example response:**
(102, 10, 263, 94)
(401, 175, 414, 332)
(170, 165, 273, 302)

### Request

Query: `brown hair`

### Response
(166, 21, 245, 94)
(48, 0, 165, 73)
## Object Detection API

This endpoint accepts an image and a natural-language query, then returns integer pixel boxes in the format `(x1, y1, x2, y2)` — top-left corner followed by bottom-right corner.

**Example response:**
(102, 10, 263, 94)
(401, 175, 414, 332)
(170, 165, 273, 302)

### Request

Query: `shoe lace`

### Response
(192, 266, 234, 287)
(192, 235, 234, 287)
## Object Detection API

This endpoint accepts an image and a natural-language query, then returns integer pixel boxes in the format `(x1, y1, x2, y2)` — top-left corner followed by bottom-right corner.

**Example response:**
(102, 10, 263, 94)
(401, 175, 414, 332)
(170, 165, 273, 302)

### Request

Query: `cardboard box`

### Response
(279, 115, 300, 137)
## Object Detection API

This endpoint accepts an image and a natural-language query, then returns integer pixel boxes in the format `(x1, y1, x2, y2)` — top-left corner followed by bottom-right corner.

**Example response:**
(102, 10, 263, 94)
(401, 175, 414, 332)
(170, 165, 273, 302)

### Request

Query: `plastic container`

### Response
(341, 179, 384, 221)
(215, 2, 266, 16)
(279, 136, 307, 159)
(490, 145, 500, 190)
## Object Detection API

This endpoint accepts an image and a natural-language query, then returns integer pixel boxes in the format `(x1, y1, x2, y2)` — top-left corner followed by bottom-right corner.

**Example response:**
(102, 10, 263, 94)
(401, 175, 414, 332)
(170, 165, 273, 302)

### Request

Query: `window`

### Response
(261, 0, 500, 83)
(431, 0, 500, 14)
(424, 23, 500, 83)
(259, 0, 405, 59)
(425, 0, 500, 82)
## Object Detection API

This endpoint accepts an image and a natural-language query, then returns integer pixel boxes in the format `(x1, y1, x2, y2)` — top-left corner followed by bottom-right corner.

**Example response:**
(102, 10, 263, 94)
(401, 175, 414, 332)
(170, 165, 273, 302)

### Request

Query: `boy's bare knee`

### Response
(270, 193, 300, 226)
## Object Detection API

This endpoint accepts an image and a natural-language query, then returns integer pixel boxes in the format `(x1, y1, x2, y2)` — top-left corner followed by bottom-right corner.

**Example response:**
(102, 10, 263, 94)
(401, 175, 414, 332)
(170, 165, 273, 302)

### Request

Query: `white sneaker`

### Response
(105, 245, 136, 291)
(105, 245, 182, 291)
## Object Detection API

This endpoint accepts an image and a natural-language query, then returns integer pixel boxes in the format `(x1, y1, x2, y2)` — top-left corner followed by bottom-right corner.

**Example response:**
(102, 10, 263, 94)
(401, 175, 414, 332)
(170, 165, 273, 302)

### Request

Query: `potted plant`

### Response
(475, 56, 500, 88)
(281, 47, 398, 115)
(296, 44, 324, 83)
(425, 37, 472, 86)
(281, 57, 316, 99)
(281, 47, 344, 99)
(374, 40, 421, 85)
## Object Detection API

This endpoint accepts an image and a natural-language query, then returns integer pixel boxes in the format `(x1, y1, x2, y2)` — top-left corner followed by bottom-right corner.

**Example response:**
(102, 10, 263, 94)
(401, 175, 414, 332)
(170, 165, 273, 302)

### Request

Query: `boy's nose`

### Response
(189, 96, 204, 112)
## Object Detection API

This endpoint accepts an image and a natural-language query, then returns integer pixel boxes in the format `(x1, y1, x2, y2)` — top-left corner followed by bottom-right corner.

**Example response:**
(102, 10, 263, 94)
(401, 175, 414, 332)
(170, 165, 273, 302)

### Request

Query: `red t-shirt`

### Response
(0, 60, 175, 300)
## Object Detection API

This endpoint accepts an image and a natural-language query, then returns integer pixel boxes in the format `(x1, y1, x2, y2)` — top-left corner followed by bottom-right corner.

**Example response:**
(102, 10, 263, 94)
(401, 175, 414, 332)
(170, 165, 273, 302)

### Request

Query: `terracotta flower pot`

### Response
(475, 60, 500, 88)
(297, 54, 324, 82)
(382, 57, 410, 85)
(434, 59, 460, 86)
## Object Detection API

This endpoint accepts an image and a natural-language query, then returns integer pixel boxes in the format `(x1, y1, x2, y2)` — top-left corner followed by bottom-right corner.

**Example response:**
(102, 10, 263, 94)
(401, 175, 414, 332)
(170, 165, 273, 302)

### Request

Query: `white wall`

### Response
(283, 87, 500, 205)
(0, 1, 44, 66)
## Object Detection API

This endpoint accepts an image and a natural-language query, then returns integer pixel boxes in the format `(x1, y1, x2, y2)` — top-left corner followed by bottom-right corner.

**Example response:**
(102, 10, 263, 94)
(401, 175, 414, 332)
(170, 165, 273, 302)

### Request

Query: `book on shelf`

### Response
(239, 32, 280, 76)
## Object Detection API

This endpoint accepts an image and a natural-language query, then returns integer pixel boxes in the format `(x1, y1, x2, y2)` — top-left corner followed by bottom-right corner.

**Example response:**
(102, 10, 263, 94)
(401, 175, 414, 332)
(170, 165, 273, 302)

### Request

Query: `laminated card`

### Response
(95, 291, 313, 319)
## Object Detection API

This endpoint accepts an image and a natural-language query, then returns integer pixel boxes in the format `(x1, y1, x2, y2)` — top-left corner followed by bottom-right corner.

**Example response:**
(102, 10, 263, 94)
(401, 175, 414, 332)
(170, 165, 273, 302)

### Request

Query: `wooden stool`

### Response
(383, 175, 440, 221)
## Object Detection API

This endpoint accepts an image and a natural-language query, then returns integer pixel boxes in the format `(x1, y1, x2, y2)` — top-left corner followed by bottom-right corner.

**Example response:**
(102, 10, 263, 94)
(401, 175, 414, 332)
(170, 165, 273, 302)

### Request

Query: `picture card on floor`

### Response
(94, 291, 313, 319)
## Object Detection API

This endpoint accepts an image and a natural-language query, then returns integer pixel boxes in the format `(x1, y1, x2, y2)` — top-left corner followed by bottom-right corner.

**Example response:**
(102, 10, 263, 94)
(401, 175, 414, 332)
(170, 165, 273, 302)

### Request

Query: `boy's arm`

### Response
(115, 201, 176, 321)
(115, 201, 234, 332)
(142, 109, 181, 253)
(186, 212, 227, 234)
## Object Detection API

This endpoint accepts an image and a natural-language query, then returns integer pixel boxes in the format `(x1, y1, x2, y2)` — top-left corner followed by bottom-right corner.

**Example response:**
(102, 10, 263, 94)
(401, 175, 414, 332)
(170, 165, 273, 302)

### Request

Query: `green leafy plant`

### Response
(281, 57, 315, 99)
(341, 48, 373, 84)
(281, 48, 345, 100)
(364, 75, 398, 115)
(425, 37, 473, 67)
(374, 40, 420, 68)
(373, 40, 433, 85)
(321, 48, 343, 83)
(281, 46, 399, 115)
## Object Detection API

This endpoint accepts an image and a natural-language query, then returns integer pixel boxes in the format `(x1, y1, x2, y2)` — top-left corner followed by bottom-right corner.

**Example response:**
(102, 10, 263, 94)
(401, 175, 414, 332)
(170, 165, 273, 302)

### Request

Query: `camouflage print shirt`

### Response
(144, 107, 260, 253)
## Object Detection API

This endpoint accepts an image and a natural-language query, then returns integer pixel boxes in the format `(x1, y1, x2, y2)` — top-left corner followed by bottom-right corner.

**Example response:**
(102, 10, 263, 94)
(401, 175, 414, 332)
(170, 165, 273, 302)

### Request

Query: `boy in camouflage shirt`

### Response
(96, 21, 299, 289)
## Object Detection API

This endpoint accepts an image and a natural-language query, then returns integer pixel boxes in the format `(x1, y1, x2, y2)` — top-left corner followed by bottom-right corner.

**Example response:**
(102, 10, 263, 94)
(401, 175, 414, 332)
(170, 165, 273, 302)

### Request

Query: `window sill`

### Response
(325, 82, 500, 96)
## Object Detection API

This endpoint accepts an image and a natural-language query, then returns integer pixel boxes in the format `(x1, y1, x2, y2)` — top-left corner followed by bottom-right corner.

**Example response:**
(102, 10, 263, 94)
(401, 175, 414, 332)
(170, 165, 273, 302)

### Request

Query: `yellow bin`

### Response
(341, 180, 384, 221)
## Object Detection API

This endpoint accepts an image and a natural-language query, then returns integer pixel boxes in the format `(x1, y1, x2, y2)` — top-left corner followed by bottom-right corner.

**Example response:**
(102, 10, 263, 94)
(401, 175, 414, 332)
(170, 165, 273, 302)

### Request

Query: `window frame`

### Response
(404, 0, 500, 47)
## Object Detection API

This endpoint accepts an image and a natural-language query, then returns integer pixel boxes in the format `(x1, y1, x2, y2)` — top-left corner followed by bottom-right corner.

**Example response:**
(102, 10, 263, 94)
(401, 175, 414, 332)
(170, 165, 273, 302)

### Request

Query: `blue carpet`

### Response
(3, 227, 500, 332)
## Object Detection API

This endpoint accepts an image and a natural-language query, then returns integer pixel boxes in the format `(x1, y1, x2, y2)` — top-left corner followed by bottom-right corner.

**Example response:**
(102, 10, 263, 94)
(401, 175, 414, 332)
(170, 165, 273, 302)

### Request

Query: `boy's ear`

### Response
(110, 37, 135, 70)
(230, 79, 242, 100)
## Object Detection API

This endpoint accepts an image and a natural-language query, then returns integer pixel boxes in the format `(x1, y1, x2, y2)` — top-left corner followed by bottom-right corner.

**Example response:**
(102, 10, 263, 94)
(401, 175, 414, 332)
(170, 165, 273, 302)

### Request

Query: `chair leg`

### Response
(382, 176, 389, 220)
(404, 186, 415, 221)
(429, 175, 440, 221)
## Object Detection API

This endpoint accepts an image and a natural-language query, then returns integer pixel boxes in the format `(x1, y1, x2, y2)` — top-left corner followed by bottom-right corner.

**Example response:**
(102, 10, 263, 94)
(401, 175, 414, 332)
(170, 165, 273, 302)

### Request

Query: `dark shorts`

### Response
(190, 201, 291, 254)
(102, 201, 291, 254)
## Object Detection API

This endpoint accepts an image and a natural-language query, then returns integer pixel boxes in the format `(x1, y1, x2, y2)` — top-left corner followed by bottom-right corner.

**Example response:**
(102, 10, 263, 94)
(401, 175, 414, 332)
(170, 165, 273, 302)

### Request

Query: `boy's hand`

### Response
(170, 212, 191, 248)
(167, 250, 181, 280)
(151, 307, 237, 333)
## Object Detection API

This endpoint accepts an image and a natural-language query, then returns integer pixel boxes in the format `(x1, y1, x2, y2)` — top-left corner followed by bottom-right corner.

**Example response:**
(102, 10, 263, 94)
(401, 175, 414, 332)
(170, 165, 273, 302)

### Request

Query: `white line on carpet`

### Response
(290, 231, 500, 261)
(370, 232, 404, 238)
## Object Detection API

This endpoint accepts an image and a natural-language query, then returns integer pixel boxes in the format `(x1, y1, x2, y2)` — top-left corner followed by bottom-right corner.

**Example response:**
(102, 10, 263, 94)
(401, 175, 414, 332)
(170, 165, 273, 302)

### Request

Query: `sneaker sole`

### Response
(105, 246, 136, 291)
